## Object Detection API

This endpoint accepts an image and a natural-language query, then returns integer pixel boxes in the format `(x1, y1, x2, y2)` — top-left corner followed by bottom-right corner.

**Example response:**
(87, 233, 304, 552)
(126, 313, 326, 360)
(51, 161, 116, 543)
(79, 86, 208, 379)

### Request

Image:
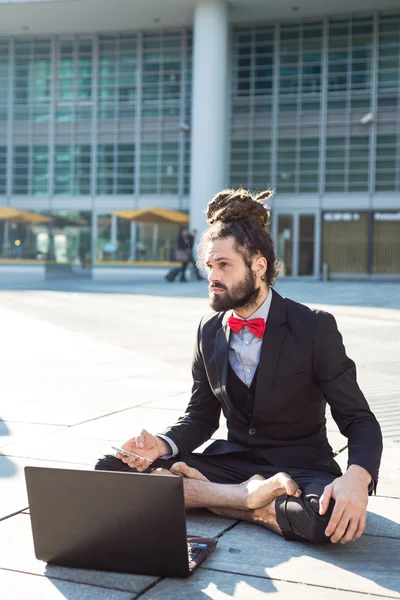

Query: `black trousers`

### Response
(177, 260, 189, 281)
(95, 450, 337, 544)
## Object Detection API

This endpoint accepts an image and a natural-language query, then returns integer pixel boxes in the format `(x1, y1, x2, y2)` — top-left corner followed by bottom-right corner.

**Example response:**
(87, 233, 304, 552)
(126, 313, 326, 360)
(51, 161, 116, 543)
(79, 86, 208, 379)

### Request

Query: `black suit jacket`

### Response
(162, 289, 382, 485)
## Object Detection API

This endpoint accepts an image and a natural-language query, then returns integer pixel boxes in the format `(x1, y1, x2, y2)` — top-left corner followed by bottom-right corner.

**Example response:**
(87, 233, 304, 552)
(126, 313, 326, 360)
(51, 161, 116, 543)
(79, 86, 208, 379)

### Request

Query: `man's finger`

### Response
(136, 429, 149, 449)
(133, 463, 146, 472)
(329, 508, 351, 543)
(134, 435, 144, 449)
(325, 500, 345, 537)
(353, 511, 367, 540)
(340, 516, 359, 544)
(319, 484, 333, 515)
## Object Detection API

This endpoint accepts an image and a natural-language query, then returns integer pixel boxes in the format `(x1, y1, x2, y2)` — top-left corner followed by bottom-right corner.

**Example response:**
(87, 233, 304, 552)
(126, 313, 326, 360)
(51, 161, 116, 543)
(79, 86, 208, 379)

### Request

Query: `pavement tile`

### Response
(0, 514, 157, 594)
(1, 436, 116, 466)
(186, 509, 236, 538)
(144, 392, 191, 411)
(326, 430, 347, 454)
(0, 570, 137, 600)
(0, 392, 155, 426)
(0, 456, 89, 520)
(205, 523, 400, 598)
(365, 496, 400, 538)
(0, 282, 399, 599)
(336, 446, 400, 499)
(139, 568, 396, 599)
(0, 420, 62, 448)
(0, 509, 233, 595)
(52, 406, 185, 441)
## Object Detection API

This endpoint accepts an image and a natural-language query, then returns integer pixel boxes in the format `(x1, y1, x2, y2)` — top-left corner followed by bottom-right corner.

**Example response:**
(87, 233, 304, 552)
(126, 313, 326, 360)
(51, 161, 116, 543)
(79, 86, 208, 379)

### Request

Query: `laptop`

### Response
(24, 466, 218, 578)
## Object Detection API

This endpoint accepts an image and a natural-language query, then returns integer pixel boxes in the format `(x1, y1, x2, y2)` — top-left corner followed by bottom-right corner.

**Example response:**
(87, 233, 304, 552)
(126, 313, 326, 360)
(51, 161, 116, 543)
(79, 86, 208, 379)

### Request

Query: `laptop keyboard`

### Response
(188, 542, 208, 562)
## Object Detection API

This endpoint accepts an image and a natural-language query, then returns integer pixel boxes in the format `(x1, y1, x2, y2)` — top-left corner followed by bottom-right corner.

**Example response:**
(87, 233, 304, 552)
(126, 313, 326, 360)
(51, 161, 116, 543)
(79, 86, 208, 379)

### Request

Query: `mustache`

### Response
(209, 283, 228, 291)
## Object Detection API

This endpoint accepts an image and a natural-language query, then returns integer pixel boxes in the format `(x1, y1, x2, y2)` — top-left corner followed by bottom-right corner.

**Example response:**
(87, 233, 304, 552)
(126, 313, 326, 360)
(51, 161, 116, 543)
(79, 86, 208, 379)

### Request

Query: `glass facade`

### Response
(372, 212, 400, 274)
(322, 211, 369, 273)
(1, 31, 191, 198)
(0, 11, 398, 275)
(230, 13, 400, 195)
(322, 210, 400, 275)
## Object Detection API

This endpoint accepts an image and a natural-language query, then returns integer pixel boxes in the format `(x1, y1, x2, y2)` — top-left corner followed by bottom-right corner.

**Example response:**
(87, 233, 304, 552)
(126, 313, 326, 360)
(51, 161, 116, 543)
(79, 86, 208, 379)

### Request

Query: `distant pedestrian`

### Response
(187, 229, 203, 280)
(165, 226, 191, 282)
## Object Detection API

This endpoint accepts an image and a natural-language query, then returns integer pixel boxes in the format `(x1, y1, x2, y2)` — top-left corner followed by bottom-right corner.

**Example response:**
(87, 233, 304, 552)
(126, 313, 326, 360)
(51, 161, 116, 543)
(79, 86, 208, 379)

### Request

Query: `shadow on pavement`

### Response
(0, 419, 10, 438)
(42, 511, 400, 597)
(0, 419, 18, 478)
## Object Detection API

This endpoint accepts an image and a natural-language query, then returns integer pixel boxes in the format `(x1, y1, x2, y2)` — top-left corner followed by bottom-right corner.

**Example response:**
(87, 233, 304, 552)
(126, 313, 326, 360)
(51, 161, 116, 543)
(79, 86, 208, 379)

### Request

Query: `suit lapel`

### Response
(254, 289, 287, 418)
(214, 322, 247, 422)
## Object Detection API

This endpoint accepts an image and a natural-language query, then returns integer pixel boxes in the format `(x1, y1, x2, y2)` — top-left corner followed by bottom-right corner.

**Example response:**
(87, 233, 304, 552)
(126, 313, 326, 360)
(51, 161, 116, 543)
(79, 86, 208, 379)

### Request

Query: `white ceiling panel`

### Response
(0, 0, 398, 36)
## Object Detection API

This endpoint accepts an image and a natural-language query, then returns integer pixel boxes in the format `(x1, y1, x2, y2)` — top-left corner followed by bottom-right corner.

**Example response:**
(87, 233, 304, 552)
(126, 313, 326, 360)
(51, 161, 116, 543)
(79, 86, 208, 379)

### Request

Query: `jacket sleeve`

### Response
(313, 311, 383, 491)
(160, 319, 222, 455)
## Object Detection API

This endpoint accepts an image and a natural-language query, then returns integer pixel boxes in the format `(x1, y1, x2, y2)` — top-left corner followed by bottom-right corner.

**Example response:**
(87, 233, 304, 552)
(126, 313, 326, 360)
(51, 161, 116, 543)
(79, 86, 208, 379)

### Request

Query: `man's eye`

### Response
(220, 263, 228, 267)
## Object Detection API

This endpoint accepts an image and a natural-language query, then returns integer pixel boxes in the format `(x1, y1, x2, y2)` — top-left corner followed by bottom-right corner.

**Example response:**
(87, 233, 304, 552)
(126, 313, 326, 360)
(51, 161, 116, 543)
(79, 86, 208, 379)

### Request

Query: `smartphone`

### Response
(111, 445, 153, 463)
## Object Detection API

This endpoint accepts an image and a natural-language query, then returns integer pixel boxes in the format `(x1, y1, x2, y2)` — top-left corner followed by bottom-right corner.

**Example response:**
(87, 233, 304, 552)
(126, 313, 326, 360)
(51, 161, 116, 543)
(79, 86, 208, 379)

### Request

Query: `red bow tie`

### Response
(227, 316, 266, 338)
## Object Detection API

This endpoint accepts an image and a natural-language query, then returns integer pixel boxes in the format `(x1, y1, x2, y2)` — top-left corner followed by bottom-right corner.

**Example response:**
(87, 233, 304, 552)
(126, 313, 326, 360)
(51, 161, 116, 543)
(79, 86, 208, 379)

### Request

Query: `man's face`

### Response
(205, 237, 260, 312)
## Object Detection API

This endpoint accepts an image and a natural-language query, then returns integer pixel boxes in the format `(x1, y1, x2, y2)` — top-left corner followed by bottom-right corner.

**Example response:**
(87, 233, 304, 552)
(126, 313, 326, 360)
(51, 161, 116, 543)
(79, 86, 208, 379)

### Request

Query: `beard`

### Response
(209, 267, 260, 312)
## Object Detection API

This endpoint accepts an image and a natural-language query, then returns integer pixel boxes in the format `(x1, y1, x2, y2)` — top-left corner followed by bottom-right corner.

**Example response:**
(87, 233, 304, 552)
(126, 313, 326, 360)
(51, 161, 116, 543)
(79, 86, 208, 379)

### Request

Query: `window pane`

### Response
(373, 212, 400, 274)
(323, 212, 368, 273)
(299, 215, 315, 275)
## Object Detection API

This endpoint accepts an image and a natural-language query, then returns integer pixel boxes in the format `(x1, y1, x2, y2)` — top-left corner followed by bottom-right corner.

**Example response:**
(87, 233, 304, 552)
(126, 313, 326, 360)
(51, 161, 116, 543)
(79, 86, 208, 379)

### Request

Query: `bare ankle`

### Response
(253, 503, 282, 536)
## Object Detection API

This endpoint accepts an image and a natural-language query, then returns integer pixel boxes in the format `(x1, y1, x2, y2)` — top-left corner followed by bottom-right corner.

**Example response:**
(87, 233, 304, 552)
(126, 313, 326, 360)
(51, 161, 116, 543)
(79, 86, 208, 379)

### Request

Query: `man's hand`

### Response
(116, 429, 170, 472)
(319, 465, 371, 544)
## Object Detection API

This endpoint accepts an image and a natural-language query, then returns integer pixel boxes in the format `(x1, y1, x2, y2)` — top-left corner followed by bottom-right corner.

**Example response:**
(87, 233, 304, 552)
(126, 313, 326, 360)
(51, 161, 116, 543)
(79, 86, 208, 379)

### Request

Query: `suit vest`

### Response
(226, 363, 258, 422)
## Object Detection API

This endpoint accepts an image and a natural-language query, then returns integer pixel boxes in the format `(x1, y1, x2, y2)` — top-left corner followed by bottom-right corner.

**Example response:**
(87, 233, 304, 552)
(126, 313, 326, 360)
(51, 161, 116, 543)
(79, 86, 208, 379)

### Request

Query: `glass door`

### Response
(274, 212, 318, 277)
(298, 214, 315, 276)
(277, 215, 293, 276)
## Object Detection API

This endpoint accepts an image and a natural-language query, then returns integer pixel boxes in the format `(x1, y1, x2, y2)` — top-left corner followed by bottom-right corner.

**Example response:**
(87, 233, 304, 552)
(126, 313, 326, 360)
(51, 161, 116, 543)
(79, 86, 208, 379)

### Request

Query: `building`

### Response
(0, 0, 399, 278)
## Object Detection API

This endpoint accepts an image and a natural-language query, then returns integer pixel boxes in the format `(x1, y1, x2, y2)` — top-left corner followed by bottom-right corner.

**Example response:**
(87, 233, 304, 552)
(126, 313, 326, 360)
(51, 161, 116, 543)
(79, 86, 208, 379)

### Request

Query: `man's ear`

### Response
(252, 255, 267, 280)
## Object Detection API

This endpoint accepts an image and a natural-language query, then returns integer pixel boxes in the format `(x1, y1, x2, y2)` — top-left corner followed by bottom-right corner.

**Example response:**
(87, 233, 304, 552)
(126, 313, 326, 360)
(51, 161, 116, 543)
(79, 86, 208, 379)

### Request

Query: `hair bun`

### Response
(206, 188, 273, 229)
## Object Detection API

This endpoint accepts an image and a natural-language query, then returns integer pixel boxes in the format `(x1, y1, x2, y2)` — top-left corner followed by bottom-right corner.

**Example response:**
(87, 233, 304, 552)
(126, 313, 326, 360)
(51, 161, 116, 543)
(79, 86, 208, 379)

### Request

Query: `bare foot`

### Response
(170, 461, 209, 481)
(242, 472, 301, 510)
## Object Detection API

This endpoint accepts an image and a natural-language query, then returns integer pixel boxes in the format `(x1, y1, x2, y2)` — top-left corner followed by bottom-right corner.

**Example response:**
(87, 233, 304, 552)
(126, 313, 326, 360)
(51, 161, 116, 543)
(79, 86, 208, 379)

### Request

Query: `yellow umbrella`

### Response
(0, 207, 51, 225)
(112, 208, 189, 260)
(112, 207, 189, 225)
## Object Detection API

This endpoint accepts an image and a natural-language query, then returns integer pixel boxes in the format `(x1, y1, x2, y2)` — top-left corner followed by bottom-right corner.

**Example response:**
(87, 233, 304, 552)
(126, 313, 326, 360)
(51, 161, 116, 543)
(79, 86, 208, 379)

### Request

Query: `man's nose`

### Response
(209, 274, 223, 286)
(208, 267, 218, 281)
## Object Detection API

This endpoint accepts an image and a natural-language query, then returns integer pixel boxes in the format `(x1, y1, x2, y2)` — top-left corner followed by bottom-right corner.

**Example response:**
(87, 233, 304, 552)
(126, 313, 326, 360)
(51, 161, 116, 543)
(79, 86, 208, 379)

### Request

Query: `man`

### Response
(96, 188, 382, 545)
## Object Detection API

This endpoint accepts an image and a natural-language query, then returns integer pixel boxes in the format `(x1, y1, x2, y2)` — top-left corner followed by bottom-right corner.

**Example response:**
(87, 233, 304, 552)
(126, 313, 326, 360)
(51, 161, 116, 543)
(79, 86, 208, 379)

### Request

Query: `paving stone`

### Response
(0, 390, 156, 426)
(0, 569, 140, 600)
(144, 392, 191, 411)
(188, 497, 400, 542)
(0, 420, 62, 448)
(0, 281, 399, 599)
(186, 509, 236, 538)
(1, 436, 117, 466)
(55, 406, 184, 442)
(336, 446, 400, 499)
(365, 496, 400, 538)
(326, 430, 347, 454)
(0, 510, 232, 594)
(205, 523, 400, 598)
(0, 514, 157, 594)
(139, 568, 396, 599)
(0, 456, 89, 520)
